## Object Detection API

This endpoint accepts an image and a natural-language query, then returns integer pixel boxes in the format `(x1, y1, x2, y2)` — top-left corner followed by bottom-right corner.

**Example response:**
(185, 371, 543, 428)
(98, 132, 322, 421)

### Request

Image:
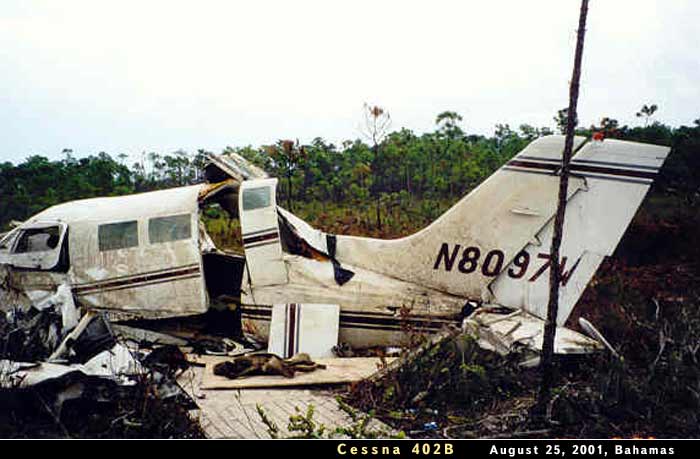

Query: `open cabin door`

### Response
(239, 179, 288, 287)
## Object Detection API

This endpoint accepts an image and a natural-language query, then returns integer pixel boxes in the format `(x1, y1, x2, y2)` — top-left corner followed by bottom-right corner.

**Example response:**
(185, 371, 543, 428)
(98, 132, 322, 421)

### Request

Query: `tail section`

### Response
(333, 135, 670, 324)
(334, 136, 587, 298)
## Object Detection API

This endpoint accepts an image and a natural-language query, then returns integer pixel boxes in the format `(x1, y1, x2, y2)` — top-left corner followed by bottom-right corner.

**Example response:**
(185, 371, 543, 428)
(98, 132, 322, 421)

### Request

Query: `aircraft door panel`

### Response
(239, 179, 288, 287)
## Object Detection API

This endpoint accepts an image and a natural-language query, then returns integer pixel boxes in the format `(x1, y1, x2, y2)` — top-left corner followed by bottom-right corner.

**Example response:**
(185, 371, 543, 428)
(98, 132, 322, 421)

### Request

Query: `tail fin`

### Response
(334, 135, 670, 324)
(490, 137, 670, 324)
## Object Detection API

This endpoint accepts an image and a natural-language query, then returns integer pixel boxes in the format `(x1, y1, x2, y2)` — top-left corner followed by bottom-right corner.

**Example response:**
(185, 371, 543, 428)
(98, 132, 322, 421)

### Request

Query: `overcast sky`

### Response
(1, 0, 698, 163)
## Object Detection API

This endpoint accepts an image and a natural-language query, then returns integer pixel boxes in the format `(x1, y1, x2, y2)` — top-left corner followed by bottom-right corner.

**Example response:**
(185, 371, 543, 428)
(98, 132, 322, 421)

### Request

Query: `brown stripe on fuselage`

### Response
(74, 263, 200, 289)
(244, 238, 280, 249)
(340, 314, 459, 330)
(240, 306, 273, 317)
(76, 273, 201, 296)
(73, 266, 200, 295)
(242, 227, 278, 237)
(241, 314, 448, 333)
(242, 231, 279, 246)
(240, 306, 460, 333)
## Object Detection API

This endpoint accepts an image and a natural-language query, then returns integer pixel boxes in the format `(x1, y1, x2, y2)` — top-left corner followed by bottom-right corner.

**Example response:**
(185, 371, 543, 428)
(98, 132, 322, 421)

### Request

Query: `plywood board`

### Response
(198, 355, 393, 390)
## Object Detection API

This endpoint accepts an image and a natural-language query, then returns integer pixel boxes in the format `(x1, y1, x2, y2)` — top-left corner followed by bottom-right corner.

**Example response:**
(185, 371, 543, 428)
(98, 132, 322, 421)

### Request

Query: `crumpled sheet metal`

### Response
(33, 283, 79, 334)
(204, 152, 268, 183)
(1, 343, 142, 388)
(463, 308, 602, 355)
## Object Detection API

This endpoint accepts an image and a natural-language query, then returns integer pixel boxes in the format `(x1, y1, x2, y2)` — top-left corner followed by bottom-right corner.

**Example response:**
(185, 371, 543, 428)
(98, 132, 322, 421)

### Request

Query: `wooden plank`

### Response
(199, 356, 392, 390)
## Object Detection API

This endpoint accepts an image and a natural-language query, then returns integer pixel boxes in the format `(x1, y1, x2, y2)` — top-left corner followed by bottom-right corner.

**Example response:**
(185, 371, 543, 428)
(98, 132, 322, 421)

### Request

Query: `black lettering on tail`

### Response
(433, 243, 461, 271)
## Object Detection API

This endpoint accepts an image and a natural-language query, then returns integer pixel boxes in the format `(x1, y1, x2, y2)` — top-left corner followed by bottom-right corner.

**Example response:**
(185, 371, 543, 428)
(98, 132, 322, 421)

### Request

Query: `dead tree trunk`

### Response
(533, 0, 590, 421)
(373, 143, 383, 230)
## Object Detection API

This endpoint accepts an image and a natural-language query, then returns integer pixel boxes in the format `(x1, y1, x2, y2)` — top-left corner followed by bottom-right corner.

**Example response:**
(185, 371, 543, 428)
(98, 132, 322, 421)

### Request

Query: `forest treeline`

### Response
(1, 107, 699, 232)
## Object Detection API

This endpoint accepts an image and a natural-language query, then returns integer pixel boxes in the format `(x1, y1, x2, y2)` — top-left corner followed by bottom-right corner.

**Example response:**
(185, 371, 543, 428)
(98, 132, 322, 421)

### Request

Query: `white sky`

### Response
(1, 0, 698, 163)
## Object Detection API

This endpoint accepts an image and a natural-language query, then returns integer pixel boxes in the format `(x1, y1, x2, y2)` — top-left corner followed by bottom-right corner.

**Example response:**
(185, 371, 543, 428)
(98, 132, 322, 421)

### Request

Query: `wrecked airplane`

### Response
(0, 135, 671, 356)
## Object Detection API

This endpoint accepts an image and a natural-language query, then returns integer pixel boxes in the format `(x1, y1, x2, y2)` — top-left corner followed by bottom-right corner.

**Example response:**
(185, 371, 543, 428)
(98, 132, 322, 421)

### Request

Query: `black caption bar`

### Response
(19, 439, 695, 457)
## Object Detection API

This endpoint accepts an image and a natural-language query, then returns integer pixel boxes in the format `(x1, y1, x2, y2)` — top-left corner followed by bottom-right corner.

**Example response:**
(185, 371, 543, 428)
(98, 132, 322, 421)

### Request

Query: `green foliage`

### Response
(203, 211, 243, 252)
(346, 333, 530, 432)
(334, 397, 404, 439)
(554, 107, 577, 134)
(256, 400, 405, 439)
(0, 150, 203, 230)
(2, 109, 699, 239)
(286, 405, 327, 438)
(256, 404, 280, 439)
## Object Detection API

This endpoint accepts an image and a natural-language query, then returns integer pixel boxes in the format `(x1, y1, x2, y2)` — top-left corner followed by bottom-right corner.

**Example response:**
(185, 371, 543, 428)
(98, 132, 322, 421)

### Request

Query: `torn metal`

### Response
(462, 307, 602, 361)
(0, 285, 204, 434)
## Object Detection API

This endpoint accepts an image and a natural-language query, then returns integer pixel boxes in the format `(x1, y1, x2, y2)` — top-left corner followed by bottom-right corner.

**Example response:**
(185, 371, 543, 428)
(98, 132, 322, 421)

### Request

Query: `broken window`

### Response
(98, 221, 138, 251)
(148, 214, 192, 244)
(242, 186, 271, 210)
(13, 226, 61, 253)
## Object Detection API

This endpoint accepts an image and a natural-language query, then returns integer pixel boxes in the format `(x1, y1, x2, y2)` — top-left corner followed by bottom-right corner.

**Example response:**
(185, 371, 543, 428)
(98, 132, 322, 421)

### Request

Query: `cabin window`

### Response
(13, 226, 61, 253)
(242, 186, 271, 210)
(98, 221, 138, 251)
(148, 214, 192, 244)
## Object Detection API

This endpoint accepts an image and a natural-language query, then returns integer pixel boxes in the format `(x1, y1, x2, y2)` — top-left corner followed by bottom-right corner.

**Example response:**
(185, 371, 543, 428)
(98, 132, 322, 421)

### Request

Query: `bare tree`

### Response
(533, 0, 590, 421)
(636, 103, 658, 127)
(359, 103, 391, 229)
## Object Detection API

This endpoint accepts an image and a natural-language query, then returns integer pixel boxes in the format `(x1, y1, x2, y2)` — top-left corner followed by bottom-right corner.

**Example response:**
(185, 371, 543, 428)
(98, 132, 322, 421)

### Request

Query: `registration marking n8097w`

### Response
(432, 243, 580, 285)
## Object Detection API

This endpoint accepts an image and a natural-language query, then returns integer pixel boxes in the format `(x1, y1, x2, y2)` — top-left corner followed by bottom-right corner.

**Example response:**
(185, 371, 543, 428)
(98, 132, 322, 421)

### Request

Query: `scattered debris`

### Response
(1, 305, 62, 361)
(0, 297, 205, 438)
(142, 345, 199, 377)
(333, 342, 355, 358)
(49, 311, 117, 363)
(423, 421, 439, 431)
(463, 308, 601, 361)
(112, 324, 189, 348)
(34, 283, 80, 334)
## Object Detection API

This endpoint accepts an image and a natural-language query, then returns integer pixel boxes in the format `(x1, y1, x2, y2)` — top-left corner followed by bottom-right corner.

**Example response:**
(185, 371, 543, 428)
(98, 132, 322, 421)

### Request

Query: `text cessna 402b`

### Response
(0, 135, 670, 358)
